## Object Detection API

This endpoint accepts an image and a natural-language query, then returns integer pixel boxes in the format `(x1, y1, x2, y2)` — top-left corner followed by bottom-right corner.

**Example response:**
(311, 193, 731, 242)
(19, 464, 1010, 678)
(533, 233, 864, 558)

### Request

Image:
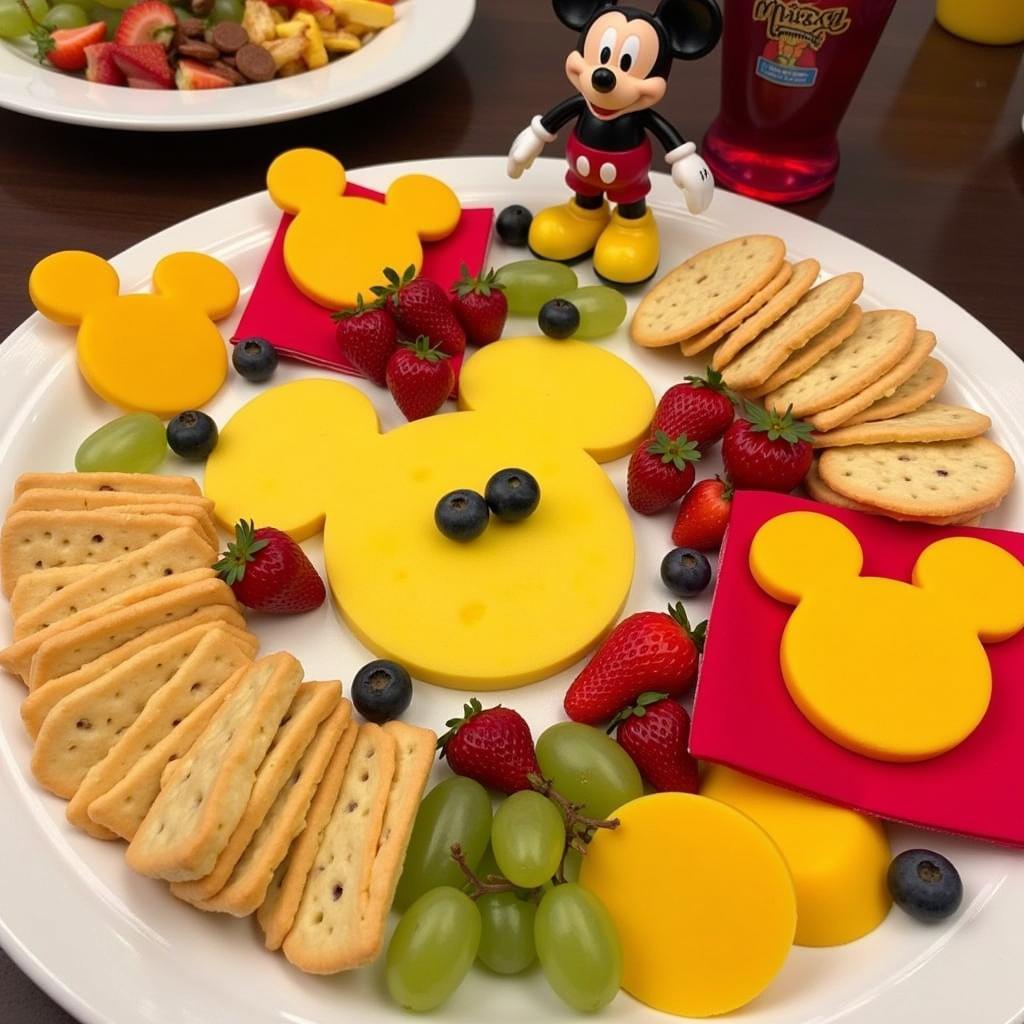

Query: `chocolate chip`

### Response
(178, 39, 220, 61)
(211, 58, 245, 84)
(235, 42, 275, 82)
(210, 20, 248, 53)
(180, 16, 206, 37)
(220, 54, 237, 67)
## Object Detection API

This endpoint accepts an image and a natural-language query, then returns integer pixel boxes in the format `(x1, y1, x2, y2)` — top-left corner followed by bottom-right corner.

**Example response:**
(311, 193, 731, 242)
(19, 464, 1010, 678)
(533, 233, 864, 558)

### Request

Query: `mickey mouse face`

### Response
(750, 511, 1024, 763)
(29, 251, 238, 417)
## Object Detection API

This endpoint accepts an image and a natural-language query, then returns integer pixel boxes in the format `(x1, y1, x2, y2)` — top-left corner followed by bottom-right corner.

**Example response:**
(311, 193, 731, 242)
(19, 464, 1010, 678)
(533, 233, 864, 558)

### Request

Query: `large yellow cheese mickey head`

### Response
(267, 149, 462, 309)
(750, 511, 1024, 761)
(29, 251, 237, 418)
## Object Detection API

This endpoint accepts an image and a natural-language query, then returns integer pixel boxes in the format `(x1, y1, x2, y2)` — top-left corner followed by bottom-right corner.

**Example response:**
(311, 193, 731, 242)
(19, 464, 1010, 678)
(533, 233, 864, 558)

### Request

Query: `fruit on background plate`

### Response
(626, 429, 701, 516)
(660, 546, 713, 597)
(491, 790, 564, 889)
(557, 285, 627, 340)
(653, 369, 735, 452)
(613, 695, 699, 793)
(332, 296, 398, 387)
(671, 478, 732, 552)
(385, 336, 454, 421)
(450, 265, 507, 347)
(476, 890, 537, 975)
(75, 412, 167, 473)
(888, 849, 962, 923)
(231, 337, 279, 383)
(166, 410, 218, 461)
(373, 265, 466, 358)
(434, 489, 490, 542)
(484, 467, 540, 523)
(350, 659, 412, 724)
(723, 401, 814, 492)
(495, 259, 578, 317)
(537, 297, 580, 340)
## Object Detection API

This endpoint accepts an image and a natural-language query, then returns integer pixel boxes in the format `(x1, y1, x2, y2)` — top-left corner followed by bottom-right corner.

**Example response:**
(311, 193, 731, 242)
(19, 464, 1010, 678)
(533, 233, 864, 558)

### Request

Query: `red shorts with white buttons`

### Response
(565, 132, 653, 205)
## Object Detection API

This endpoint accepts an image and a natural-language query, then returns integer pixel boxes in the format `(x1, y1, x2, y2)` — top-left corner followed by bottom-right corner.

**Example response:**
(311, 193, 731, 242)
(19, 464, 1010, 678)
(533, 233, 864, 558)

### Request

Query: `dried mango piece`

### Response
(294, 11, 328, 68)
(264, 34, 307, 66)
(242, 0, 277, 43)
(323, 29, 360, 52)
(329, 0, 393, 28)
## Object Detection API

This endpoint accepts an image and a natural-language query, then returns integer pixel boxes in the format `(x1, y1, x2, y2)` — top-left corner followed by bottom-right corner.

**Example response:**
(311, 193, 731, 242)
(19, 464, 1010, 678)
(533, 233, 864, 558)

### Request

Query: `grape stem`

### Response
(449, 842, 528, 900)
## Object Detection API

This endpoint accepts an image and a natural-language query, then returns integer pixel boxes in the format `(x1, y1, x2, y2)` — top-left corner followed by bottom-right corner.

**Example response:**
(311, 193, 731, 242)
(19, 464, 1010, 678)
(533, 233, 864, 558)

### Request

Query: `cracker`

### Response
(12, 528, 216, 643)
(26, 577, 239, 691)
(747, 305, 863, 398)
(818, 437, 1015, 519)
(282, 723, 397, 974)
(126, 652, 303, 881)
(11, 565, 94, 623)
(1, 510, 208, 599)
(841, 357, 948, 427)
(811, 402, 991, 448)
(631, 235, 786, 347)
(171, 682, 341, 906)
(680, 262, 793, 356)
(13, 472, 200, 499)
(711, 258, 821, 368)
(804, 327, 934, 432)
(257, 721, 359, 950)
(761, 309, 917, 419)
(718, 273, 864, 390)
(20, 611, 251, 739)
(201, 701, 353, 918)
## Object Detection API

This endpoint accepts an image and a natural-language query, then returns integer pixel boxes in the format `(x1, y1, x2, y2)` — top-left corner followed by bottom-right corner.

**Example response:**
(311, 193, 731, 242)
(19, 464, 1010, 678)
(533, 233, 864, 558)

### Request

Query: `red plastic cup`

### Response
(703, 0, 897, 204)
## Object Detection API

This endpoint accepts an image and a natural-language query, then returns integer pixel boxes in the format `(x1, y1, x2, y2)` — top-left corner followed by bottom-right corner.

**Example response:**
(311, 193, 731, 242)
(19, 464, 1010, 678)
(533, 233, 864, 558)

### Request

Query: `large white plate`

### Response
(1, 157, 1023, 1024)
(0, 0, 473, 130)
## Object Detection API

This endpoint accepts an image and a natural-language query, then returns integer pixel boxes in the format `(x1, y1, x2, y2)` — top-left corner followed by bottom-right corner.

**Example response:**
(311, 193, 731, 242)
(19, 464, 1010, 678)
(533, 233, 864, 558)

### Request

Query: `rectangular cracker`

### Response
(1, 510, 208, 599)
(13, 472, 200, 500)
(32, 627, 252, 803)
(200, 701, 353, 918)
(282, 723, 397, 974)
(27, 577, 240, 691)
(811, 402, 991, 448)
(257, 720, 359, 949)
(126, 652, 303, 881)
(20, 610, 251, 739)
(171, 682, 342, 907)
(10, 565, 95, 623)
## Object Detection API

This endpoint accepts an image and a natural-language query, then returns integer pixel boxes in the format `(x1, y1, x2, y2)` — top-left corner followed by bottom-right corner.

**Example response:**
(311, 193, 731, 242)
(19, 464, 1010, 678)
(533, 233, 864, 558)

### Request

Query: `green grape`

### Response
(0, 0, 47, 37)
(170, 4, 190, 19)
(536, 722, 642, 821)
(561, 846, 583, 883)
(491, 790, 565, 889)
(44, 3, 88, 27)
(477, 891, 537, 975)
(387, 888, 481, 1012)
(558, 285, 627, 339)
(394, 775, 491, 911)
(209, 0, 242, 22)
(90, 0, 134, 12)
(75, 413, 168, 474)
(535, 883, 622, 1012)
(87, 1, 119, 33)
(494, 259, 578, 318)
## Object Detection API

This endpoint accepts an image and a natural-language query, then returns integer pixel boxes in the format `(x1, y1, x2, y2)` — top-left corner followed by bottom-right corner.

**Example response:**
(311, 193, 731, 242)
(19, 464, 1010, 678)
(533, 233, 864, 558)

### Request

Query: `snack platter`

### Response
(1, 155, 1024, 1024)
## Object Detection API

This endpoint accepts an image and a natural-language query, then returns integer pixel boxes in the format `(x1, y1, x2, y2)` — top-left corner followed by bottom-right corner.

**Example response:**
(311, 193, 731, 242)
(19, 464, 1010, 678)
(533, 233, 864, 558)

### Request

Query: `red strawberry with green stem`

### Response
(722, 401, 814, 492)
(612, 694, 699, 793)
(113, 0, 176, 48)
(373, 265, 466, 357)
(672, 477, 733, 551)
(437, 698, 540, 794)
(332, 294, 398, 387)
(653, 369, 736, 452)
(215, 520, 326, 615)
(564, 603, 706, 725)
(25, 16, 107, 71)
(450, 264, 507, 346)
(385, 336, 454, 421)
(627, 430, 701, 516)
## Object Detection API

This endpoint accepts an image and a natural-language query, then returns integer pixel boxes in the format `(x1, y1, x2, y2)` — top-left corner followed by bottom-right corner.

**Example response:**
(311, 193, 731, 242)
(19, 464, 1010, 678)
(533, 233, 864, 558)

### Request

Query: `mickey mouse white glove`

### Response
(507, 116, 557, 180)
(666, 142, 715, 215)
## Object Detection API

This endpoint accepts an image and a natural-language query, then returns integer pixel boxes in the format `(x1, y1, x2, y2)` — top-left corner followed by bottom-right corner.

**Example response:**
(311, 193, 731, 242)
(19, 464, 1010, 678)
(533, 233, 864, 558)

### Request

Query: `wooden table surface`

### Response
(0, 1, 1022, 1020)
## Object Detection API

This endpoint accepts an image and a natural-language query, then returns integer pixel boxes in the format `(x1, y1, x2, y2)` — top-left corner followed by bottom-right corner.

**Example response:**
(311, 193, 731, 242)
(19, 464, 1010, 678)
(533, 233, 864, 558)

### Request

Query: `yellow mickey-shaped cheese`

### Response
(750, 510, 1024, 761)
(29, 251, 237, 417)
(266, 149, 462, 309)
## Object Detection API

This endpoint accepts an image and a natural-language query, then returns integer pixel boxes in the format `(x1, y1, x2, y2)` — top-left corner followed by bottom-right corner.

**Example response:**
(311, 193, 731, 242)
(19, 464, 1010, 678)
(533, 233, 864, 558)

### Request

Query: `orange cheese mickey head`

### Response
(266, 149, 462, 309)
(29, 251, 237, 418)
(750, 511, 1024, 761)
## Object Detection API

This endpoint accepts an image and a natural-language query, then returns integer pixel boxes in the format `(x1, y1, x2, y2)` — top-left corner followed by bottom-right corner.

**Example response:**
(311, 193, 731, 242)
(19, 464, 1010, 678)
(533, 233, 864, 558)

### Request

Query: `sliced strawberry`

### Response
(112, 42, 172, 89)
(84, 42, 126, 84)
(41, 22, 107, 72)
(114, 0, 177, 48)
(279, 0, 332, 14)
(175, 58, 232, 89)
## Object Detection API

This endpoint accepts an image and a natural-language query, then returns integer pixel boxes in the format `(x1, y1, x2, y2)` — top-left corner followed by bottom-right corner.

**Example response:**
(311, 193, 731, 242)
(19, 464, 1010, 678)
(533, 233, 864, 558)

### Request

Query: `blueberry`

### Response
(166, 410, 218, 461)
(661, 548, 713, 597)
(538, 298, 580, 340)
(496, 205, 533, 247)
(485, 468, 540, 522)
(232, 337, 279, 383)
(351, 659, 413, 723)
(887, 849, 963, 922)
(435, 489, 489, 541)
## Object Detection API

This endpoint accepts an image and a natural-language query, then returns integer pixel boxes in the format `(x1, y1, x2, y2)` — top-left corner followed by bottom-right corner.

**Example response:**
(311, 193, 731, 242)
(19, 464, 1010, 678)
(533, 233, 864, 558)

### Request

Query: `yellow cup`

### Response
(937, 0, 1024, 44)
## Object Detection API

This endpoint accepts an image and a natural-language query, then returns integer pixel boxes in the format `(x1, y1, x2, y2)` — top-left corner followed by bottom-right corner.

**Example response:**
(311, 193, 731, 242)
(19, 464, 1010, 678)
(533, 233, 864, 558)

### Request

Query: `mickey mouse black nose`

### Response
(591, 67, 617, 93)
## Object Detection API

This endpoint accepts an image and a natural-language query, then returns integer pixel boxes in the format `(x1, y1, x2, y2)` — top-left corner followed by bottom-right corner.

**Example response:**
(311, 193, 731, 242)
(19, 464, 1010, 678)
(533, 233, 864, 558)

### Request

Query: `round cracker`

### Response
(812, 402, 991, 448)
(840, 358, 948, 427)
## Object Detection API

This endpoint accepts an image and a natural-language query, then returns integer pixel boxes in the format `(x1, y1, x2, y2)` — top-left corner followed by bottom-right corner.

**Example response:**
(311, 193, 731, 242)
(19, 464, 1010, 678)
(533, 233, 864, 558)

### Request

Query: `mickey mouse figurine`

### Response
(507, 0, 722, 285)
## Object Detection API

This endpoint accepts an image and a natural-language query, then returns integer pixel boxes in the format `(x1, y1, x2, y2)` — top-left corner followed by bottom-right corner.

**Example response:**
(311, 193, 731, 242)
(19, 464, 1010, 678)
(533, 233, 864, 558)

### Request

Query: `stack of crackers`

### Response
(632, 236, 1014, 525)
(0, 471, 435, 974)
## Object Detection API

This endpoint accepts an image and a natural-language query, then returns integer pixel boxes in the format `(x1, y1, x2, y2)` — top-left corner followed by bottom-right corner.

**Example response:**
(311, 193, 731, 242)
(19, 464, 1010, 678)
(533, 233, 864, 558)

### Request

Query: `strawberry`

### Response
(331, 294, 398, 387)
(31, 21, 107, 71)
(385, 336, 454, 421)
(85, 42, 126, 85)
(612, 695, 699, 793)
(627, 430, 701, 516)
(450, 264, 507, 346)
(215, 519, 326, 615)
(652, 368, 735, 452)
(372, 265, 466, 357)
(279, 0, 332, 13)
(113, 0, 176, 48)
(437, 698, 540, 794)
(722, 401, 814, 492)
(175, 58, 232, 89)
(112, 43, 172, 88)
(671, 477, 733, 552)
(564, 603, 706, 725)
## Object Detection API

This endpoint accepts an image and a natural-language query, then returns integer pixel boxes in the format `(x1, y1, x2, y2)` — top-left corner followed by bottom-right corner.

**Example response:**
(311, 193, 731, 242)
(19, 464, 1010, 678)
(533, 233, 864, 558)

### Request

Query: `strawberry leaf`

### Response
(740, 400, 814, 444)
(666, 602, 707, 652)
(213, 519, 268, 586)
(646, 430, 701, 471)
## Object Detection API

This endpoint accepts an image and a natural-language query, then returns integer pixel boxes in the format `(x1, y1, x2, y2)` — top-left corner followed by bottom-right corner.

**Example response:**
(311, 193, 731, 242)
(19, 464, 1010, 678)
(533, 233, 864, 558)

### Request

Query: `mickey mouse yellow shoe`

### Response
(593, 209, 660, 286)
(528, 200, 610, 263)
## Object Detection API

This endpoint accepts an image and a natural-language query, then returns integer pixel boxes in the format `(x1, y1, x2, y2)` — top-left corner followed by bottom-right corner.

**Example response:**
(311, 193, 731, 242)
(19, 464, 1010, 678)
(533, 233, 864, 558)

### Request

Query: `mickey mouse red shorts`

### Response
(565, 132, 653, 205)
